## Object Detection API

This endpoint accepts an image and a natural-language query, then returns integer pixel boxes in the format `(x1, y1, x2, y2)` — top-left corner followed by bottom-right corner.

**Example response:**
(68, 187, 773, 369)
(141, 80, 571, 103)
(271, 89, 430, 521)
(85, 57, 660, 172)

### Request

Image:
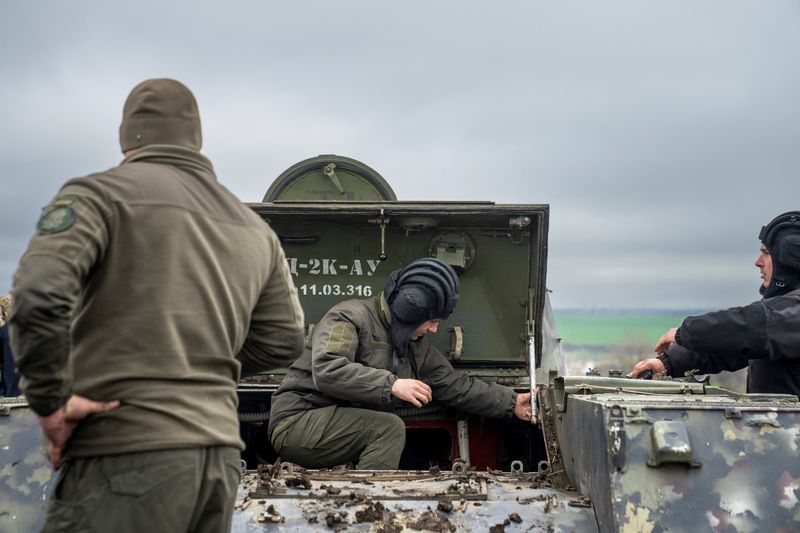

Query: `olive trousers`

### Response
(42, 446, 241, 533)
(270, 405, 406, 470)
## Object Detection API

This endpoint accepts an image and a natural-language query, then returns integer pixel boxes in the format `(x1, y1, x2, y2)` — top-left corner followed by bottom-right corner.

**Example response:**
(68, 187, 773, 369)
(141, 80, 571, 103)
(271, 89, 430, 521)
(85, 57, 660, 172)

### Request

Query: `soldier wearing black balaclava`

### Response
(631, 211, 800, 396)
(269, 257, 533, 470)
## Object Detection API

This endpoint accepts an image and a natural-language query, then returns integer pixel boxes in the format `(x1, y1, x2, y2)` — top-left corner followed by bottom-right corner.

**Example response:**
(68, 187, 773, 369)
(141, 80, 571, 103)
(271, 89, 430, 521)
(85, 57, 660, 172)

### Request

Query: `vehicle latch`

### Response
(647, 421, 701, 468)
(624, 406, 651, 424)
(724, 407, 742, 419)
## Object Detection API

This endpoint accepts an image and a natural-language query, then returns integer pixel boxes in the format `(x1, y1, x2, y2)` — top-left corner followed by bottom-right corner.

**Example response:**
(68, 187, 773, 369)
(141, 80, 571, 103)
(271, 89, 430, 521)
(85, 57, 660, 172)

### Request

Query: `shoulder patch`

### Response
(51, 194, 78, 207)
(326, 322, 357, 355)
(37, 206, 76, 235)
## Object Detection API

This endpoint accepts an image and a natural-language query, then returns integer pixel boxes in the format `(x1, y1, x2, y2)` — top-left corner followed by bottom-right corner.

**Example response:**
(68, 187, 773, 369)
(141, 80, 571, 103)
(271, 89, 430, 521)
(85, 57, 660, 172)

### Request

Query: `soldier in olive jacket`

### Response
(269, 258, 532, 470)
(10, 79, 305, 533)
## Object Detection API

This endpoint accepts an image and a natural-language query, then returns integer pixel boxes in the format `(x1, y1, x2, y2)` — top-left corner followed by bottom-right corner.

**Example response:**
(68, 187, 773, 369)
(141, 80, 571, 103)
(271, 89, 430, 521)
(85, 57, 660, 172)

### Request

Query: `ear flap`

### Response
(778, 234, 800, 270)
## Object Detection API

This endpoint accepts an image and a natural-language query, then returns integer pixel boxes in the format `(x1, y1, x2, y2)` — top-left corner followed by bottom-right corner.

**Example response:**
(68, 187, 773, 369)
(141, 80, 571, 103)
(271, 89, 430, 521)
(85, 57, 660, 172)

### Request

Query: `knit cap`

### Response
(119, 78, 202, 152)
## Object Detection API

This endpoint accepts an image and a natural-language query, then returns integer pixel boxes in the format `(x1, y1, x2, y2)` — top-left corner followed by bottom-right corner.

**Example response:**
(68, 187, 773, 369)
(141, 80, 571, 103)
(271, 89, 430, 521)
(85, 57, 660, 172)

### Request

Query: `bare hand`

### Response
(514, 392, 532, 421)
(630, 358, 667, 379)
(38, 395, 120, 469)
(654, 327, 678, 354)
(391, 379, 432, 408)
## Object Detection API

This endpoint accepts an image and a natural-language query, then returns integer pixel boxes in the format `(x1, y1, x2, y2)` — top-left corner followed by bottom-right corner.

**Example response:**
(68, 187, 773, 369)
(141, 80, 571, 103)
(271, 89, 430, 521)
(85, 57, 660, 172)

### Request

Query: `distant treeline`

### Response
(554, 308, 712, 316)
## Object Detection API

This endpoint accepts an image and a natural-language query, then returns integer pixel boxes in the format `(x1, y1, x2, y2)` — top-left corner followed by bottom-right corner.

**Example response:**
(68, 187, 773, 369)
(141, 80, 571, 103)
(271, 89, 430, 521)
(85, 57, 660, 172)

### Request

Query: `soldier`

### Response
(631, 211, 800, 396)
(10, 79, 305, 532)
(268, 257, 532, 470)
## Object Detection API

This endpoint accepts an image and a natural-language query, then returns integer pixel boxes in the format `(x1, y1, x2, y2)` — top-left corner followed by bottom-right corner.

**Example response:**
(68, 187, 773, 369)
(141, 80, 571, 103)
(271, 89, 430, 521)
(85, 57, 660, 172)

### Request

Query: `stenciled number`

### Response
(299, 284, 372, 297)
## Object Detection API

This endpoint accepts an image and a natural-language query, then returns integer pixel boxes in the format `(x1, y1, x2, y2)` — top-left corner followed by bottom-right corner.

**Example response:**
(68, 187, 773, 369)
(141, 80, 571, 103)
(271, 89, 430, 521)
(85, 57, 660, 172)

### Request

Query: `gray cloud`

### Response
(2, 1, 799, 309)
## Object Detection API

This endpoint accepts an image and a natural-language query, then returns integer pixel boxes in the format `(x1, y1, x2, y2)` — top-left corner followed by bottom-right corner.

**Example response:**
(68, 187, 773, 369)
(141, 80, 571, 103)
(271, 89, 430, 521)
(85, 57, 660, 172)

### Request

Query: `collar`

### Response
(122, 145, 215, 177)
(376, 294, 392, 331)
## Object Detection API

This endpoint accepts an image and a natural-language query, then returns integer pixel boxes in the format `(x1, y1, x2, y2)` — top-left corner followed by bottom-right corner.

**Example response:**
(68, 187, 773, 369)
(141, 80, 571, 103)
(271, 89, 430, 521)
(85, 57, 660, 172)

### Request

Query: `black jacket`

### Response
(663, 288, 800, 396)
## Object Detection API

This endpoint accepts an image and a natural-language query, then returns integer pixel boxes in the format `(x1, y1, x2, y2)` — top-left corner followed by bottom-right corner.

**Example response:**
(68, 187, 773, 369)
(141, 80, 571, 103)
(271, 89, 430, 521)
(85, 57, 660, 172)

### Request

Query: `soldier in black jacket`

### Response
(631, 211, 800, 396)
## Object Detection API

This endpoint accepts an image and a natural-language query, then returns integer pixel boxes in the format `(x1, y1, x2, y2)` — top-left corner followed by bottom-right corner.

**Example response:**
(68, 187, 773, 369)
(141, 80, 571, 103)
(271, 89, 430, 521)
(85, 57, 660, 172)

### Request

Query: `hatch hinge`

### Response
(525, 288, 535, 337)
(367, 209, 390, 261)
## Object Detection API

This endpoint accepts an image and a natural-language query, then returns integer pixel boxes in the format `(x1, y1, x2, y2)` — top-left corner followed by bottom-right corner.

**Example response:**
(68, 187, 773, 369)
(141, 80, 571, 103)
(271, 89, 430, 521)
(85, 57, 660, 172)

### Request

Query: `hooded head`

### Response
(383, 258, 459, 361)
(759, 211, 800, 298)
(119, 78, 202, 153)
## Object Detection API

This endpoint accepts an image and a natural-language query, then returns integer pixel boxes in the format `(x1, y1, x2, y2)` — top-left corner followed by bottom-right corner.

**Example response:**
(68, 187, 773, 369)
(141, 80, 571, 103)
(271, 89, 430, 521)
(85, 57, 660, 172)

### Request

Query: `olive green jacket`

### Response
(11, 145, 305, 457)
(268, 296, 517, 437)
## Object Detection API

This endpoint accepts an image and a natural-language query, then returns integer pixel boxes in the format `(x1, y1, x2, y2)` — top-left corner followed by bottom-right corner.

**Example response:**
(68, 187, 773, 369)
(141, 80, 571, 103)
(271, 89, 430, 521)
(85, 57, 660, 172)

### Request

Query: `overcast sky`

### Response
(2, 1, 799, 309)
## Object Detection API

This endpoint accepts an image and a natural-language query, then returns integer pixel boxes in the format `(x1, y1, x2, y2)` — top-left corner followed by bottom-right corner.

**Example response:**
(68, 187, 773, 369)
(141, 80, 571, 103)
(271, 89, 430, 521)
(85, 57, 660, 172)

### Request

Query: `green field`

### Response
(553, 310, 747, 392)
(553, 311, 693, 346)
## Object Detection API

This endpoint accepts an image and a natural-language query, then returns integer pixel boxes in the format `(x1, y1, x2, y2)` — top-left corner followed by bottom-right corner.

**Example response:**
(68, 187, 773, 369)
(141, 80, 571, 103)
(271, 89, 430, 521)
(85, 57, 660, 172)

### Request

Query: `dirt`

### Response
(355, 501, 387, 523)
(436, 500, 454, 513)
(320, 484, 342, 495)
(539, 390, 573, 490)
(255, 463, 280, 492)
(285, 474, 312, 490)
(407, 510, 456, 532)
(344, 492, 369, 506)
(567, 496, 592, 508)
(352, 500, 403, 532)
(324, 511, 348, 528)
(256, 504, 285, 524)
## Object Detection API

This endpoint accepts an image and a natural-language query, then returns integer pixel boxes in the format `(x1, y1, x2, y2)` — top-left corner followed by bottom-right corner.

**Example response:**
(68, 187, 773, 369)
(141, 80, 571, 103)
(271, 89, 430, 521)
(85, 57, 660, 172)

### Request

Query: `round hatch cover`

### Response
(264, 154, 397, 202)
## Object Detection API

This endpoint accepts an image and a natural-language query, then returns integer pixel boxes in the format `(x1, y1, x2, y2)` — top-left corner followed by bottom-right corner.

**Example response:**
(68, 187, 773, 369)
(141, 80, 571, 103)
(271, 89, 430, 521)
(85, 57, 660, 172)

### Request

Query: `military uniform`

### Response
(661, 288, 800, 396)
(10, 79, 305, 532)
(269, 295, 517, 469)
(657, 211, 800, 397)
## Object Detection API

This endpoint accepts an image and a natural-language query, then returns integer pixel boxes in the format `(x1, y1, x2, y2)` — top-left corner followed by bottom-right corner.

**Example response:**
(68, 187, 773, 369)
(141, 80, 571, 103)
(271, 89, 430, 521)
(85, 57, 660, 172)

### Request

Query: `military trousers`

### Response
(270, 405, 406, 470)
(42, 446, 242, 533)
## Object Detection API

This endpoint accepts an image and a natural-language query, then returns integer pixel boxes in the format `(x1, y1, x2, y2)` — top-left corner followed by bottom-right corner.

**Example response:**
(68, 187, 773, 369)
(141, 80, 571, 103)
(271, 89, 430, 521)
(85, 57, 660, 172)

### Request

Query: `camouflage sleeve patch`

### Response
(325, 322, 357, 356)
(37, 206, 77, 235)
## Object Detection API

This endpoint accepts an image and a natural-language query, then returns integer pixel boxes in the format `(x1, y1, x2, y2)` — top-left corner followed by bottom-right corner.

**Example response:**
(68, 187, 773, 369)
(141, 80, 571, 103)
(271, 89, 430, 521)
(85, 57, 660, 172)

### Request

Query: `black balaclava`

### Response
(383, 258, 459, 377)
(759, 211, 800, 298)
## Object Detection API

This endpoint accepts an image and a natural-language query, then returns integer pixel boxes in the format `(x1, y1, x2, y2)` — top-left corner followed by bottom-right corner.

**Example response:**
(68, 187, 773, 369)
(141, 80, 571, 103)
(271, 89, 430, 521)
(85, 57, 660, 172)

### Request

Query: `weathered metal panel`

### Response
(232, 466, 598, 532)
(0, 398, 56, 533)
(555, 381, 800, 532)
(247, 202, 549, 369)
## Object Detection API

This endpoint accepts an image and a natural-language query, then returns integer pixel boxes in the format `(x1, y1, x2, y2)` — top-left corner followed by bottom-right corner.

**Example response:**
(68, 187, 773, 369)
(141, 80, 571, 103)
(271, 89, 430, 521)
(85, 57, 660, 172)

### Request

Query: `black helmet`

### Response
(383, 258, 459, 373)
(759, 211, 800, 298)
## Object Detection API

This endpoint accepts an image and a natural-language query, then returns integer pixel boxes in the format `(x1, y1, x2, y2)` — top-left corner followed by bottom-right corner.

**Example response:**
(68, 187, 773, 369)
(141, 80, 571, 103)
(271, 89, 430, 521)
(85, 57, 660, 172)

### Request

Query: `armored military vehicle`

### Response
(234, 155, 800, 531)
(3, 155, 799, 532)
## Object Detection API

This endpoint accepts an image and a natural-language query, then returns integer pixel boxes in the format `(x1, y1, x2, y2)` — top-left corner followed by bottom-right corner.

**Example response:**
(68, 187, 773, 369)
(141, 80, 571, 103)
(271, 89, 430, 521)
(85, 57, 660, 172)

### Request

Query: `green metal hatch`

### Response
(250, 155, 549, 375)
(264, 154, 397, 202)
